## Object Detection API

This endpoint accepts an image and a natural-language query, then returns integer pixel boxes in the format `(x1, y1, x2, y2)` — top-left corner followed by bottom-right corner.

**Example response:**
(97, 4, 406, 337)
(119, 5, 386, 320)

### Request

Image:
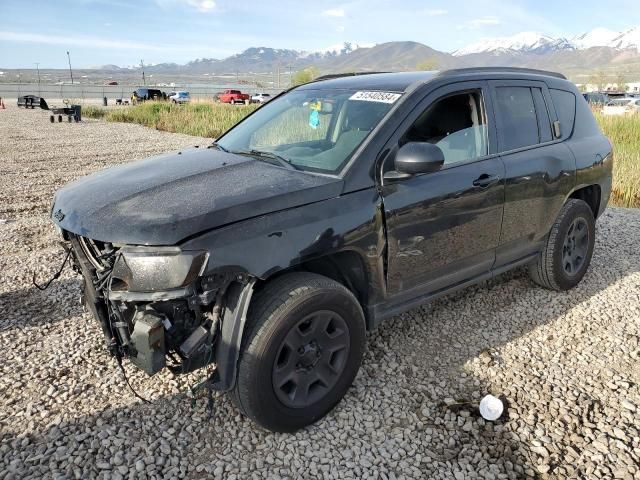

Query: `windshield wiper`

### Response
(208, 142, 228, 152)
(232, 149, 298, 170)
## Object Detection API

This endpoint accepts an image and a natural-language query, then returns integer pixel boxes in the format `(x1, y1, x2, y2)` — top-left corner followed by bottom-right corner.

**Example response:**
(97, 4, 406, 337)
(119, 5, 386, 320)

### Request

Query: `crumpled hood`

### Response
(52, 147, 344, 245)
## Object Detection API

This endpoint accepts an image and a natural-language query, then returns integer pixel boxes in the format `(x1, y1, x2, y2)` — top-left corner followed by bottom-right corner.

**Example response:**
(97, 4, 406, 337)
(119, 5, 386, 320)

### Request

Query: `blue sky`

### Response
(1, 0, 640, 68)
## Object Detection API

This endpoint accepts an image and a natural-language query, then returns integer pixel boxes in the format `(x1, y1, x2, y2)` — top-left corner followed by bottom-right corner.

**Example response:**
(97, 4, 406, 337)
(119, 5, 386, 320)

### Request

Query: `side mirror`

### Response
(385, 142, 444, 180)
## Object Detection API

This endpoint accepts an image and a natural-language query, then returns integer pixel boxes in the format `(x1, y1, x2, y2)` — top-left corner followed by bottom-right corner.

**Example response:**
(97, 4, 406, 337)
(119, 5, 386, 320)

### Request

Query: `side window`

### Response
(532, 88, 552, 143)
(550, 89, 576, 139)
(494, 87, 539, 151)
(400, 90, 488, 166)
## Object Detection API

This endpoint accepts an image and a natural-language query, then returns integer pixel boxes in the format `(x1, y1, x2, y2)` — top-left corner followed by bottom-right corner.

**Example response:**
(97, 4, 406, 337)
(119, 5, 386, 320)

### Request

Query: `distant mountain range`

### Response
(452, 27, 640, 55)
(88, 26, 640, 79)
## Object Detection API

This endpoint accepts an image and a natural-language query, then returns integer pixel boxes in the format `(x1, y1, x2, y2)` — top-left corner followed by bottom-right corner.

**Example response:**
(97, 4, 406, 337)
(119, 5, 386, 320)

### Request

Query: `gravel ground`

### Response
(0, 104, 639, 480)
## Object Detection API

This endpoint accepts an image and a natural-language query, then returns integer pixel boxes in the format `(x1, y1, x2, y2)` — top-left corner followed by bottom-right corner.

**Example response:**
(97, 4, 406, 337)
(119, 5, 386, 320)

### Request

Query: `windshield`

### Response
(216, 88, 401, 174)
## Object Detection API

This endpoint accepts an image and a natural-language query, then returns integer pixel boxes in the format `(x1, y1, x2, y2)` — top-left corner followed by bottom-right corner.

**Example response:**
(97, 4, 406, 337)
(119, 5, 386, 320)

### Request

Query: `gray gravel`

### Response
(1, 104, 639, 480)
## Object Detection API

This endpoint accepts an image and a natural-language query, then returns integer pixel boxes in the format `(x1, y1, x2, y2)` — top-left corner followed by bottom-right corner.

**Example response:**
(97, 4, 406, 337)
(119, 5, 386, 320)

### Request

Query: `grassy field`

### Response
(84, 103, 640, 208)
(84, 102, 258, 138)
(593, 112, 640, 208)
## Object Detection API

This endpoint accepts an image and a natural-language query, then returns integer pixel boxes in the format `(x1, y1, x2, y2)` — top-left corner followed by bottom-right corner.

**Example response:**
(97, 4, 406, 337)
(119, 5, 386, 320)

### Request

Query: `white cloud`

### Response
(185, 0, 215, 12)
(467, 16, 501, 28)
(322, 8, 345, 18)
(0, 31, 170, 51)
(156, 0, 216, 12)
(422, 9, 448, 16)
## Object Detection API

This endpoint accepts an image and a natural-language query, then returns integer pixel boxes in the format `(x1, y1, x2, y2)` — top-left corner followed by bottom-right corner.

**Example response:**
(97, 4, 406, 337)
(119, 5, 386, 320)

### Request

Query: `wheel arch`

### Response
(569, 184, 601, 219)
(253, 249, 373, 328)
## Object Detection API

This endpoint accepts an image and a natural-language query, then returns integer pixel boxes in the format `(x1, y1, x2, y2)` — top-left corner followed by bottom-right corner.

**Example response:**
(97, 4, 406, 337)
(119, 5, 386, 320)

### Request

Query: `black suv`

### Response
(51, 68, 612, 432)
(131, 87, 166, 103)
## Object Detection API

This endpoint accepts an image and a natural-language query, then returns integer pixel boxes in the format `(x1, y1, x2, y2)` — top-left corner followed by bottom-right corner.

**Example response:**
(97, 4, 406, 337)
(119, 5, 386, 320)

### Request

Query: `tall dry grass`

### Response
(84, 101, 258, 138)
(593, 112, 640, 208)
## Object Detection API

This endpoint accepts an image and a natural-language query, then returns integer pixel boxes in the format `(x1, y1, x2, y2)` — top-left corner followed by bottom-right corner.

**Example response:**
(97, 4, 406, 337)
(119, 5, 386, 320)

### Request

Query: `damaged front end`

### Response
(65, 233, 254, 387)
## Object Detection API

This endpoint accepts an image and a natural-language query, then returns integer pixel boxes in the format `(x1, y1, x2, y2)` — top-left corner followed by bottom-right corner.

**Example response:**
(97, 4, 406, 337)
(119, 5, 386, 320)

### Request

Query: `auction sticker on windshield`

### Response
(349, 91, 402, 103)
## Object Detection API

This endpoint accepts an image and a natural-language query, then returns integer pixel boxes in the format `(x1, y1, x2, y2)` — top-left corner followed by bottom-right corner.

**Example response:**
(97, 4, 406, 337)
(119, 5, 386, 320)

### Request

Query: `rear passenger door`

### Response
(490, 80, 575, 267)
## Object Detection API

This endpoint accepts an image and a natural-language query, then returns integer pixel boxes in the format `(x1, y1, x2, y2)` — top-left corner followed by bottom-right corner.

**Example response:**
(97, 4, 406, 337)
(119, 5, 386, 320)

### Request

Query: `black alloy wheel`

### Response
(529, 199, 596, 291)
(272, 310, 350, 408)
(562, 217, 589, 276)
(230, 272, 366, 432)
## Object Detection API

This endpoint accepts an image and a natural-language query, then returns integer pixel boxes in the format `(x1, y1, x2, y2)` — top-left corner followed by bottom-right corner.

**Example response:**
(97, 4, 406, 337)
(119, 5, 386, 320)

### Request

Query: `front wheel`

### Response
(529, 199, 596, 291)
(230, 273, 366, 432)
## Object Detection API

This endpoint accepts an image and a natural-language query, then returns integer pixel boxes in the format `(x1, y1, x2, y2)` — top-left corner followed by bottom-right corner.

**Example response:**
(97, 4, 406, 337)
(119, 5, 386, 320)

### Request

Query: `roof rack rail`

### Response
(312, 72, 390, 82)
(439, 67, 567, 80)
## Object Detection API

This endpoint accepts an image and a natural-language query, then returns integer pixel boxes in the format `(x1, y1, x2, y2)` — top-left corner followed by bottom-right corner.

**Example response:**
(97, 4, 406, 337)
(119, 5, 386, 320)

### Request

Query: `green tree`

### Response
(615, 72, 628, 93)
(590, 70, 608, 92)
(416, 58, 439, 71)
(292, 66, 320, 86)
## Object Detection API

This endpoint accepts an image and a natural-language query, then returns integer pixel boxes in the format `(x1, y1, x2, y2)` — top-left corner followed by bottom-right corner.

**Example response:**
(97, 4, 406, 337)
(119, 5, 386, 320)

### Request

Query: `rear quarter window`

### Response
(494, 86, 539, 151)
(550, 89, 576, 139)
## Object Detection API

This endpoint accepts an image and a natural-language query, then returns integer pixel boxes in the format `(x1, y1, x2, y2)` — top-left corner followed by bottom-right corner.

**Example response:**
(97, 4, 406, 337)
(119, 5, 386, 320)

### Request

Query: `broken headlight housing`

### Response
(111, 246, 209, 292)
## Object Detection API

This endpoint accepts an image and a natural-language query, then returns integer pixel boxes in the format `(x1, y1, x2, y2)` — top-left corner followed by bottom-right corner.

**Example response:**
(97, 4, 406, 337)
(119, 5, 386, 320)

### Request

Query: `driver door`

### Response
(380, 81, 505, 298)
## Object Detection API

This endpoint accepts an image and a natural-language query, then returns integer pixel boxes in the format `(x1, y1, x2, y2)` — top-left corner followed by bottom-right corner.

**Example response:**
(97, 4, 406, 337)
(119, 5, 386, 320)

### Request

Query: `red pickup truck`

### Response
(217, 89, 250, 104)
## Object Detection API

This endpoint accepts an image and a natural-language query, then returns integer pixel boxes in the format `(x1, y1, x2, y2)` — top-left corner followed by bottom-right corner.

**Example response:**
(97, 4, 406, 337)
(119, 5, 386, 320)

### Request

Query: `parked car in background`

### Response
(17, 95, 48, 109)
(131, 88, 166, 104)
(250, 93, 272, 104)
(169, 91, 190, 104)
(583, 92, 609, 106)
(218, 89, 250, 104)
(603, 98, 640, 116)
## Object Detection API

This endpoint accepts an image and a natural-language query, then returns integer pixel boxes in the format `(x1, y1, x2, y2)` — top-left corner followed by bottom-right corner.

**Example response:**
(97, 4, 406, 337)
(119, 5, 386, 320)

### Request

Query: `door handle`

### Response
(473, 174, 501, 188)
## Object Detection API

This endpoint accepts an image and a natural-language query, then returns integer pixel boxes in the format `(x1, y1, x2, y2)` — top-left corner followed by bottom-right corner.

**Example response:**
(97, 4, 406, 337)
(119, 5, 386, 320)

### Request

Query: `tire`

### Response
(230, 272, 366, 432)
(529, 199, 595, 291)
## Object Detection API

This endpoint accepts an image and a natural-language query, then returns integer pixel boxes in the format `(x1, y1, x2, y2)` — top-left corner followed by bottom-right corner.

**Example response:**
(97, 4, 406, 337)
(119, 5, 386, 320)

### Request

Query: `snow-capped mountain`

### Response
(571, 28, 620, 49)
(454, 27, 640, 56)
(452, 32, 574, 56)
(315, 42, 376, 56)
(609, 27, 640, 50)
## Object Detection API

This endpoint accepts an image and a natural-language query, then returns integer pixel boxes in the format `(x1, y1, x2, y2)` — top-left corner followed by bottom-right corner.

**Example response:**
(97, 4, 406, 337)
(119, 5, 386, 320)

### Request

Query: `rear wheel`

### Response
(529, 199, 595, 291)
(230, 273, 366, 432)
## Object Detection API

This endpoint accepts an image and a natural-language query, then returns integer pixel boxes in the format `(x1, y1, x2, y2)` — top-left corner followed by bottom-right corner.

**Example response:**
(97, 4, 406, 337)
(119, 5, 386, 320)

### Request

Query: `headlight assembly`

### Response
(111, 246, 209, 292)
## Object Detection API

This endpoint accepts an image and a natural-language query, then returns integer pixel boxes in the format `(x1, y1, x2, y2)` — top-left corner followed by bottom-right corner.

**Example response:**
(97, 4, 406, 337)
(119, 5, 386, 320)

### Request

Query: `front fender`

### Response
(180, 189, 383, 286)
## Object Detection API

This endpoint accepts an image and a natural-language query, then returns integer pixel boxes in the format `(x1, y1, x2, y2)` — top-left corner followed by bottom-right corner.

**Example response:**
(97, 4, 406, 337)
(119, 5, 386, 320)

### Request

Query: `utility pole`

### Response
(66, 51, 74, 84)
(34, 63, 41, 96)
(288, 65, 292, 88)
(276, 64, 280, 89)
(140, 60, 146, 85)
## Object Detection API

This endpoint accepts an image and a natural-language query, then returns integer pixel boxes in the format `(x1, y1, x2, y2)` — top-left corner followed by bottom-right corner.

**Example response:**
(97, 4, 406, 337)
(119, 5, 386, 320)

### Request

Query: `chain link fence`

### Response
(0, 83, 284, 104)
